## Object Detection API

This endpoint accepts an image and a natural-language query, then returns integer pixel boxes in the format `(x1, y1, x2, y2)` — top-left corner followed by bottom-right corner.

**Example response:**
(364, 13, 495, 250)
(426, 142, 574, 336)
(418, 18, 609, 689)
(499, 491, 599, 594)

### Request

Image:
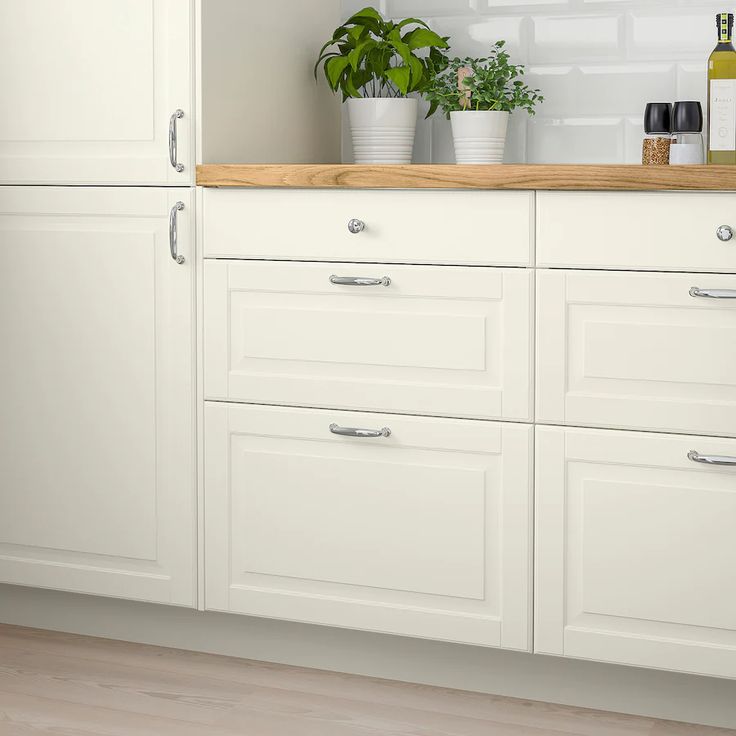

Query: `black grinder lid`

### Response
(644, 102, 672, 134)
(672, 101, 703, 133)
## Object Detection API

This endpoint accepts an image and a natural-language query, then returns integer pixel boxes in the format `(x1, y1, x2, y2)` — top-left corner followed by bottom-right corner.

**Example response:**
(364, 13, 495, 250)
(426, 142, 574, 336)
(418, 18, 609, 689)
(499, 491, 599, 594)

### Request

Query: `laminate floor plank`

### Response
(0, 626, 654, 734)
(0, 625, 733, 736)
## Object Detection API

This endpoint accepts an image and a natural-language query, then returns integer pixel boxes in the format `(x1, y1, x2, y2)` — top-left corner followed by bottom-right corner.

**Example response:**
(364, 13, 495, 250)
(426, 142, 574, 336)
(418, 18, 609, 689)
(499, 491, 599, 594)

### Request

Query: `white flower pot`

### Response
(450, 110, 510, 164)
(347, 98, 417, 164)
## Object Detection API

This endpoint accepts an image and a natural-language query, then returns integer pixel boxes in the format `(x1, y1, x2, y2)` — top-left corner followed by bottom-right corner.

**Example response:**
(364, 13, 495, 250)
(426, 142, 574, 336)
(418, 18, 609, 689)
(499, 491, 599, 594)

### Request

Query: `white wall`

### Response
(341, 0, 723, 163)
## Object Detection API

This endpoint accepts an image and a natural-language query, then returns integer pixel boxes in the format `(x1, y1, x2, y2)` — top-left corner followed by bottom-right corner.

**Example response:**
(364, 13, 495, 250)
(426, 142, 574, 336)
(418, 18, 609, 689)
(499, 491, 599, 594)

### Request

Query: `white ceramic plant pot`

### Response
(347, 98, 418, 164)
(450, 110, 510, 164)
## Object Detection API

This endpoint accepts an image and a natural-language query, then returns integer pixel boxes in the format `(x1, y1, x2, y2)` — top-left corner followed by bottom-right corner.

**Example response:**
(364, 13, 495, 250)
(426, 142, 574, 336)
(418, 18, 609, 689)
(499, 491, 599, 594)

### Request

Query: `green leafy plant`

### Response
(424, 41, 543, 118)
(315, 6, 450, 100)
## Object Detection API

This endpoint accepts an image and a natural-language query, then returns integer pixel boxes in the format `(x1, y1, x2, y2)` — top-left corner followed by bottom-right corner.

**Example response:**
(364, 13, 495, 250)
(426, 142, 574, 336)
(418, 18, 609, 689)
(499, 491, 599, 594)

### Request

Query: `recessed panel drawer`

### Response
(537, 192, 736, 273)
(204, 402, 533, 649)
(536, 269, 736, 437)
(204, 260, 533, 421)
(202, 188, 533, 266)
(536, 425, 736, 679)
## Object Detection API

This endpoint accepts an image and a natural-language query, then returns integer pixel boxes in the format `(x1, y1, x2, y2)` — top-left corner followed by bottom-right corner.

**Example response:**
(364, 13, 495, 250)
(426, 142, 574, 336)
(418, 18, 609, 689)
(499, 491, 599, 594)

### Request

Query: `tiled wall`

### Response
(341, 0, 725, 163)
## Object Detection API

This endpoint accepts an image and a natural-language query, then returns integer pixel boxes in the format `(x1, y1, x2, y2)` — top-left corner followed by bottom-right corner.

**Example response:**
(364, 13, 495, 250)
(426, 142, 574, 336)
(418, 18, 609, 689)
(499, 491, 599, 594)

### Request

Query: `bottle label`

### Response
(721, 13, 733, 43)
(710, 79, 736, 151)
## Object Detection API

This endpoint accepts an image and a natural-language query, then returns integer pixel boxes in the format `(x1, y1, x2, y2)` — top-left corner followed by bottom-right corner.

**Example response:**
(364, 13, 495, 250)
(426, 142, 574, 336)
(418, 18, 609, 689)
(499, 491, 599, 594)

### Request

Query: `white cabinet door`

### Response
(0, 187, 195, 605)
(204, 261, 533, 421)
(536, 426, 736, 679)
(0, 0, 192, 185)
(205, 403, 533, 650)
(537, 269, 736, 437)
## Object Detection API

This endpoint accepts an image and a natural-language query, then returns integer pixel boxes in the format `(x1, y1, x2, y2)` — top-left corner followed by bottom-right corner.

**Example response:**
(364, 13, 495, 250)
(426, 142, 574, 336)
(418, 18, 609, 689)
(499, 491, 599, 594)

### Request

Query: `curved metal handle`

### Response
(690, 287, 736, 299)
(329, 423, 391, 439)
(348, 218, 365, 234)
(688, 450, 736, 466)
(169, 202, 185, 264)
(330, 275, 391, 287)
(169, 109, 185, 172)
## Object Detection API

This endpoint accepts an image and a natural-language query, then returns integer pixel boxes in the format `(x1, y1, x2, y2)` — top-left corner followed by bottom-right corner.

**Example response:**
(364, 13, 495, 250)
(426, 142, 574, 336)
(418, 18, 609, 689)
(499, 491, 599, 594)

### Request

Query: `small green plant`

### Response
(424, 41, 543, 118)
(315, 6, 450, 99)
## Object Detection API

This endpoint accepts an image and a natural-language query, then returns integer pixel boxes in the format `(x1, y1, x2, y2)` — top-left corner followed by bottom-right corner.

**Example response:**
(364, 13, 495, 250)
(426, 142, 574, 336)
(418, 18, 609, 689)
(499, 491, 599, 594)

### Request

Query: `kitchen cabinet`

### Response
(204, 260, 533, 421)
(535, 425, 736, 679)
(201, 189, 533, 266)
(537, 192, 736, 273)
(204, 402, 533, 650)
(0, 0, 193, 185)
(0, 187, 196, 605)
(536, 269, 736, 437)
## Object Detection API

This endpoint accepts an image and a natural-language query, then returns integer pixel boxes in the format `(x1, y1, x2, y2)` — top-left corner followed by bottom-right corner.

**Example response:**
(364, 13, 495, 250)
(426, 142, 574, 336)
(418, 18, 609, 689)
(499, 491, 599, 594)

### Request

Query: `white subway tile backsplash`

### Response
(434, 16, 526, 58)
(527, 116, 624, 163)
(340, 1, 719, 162)
(627, 10, 714, 60)
(530, 15, 622, 63)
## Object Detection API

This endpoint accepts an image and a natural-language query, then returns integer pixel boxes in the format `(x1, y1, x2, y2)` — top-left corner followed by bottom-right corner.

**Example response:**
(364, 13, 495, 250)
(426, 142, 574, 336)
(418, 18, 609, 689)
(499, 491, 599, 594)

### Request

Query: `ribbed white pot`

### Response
(347, 98, 417, 164)
(450, 110, 509, 164)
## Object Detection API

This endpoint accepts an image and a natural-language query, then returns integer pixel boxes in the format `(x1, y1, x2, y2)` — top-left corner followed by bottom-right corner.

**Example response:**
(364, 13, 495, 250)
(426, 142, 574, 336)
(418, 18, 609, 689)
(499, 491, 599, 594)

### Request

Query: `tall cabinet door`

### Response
(0, 0, 192, 185)
(535, 425, 736, 679)
(0, 187, 195, 606)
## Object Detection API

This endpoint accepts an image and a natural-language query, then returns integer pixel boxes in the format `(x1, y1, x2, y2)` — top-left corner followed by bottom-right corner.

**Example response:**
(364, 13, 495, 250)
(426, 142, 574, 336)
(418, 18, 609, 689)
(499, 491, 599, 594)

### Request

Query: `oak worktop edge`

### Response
(196, 164, 736, 191)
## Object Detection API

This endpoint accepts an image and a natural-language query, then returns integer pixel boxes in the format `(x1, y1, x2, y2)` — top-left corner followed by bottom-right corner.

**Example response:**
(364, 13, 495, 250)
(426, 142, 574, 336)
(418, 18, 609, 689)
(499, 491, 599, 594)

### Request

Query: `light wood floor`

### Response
(0, 624, 733, 735)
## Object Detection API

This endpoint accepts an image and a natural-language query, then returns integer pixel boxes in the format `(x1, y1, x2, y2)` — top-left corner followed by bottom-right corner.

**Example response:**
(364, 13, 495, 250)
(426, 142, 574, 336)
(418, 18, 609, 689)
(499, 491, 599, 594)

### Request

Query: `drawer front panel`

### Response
(205, 261, 533, 421)
(205, 403, 532, 649)
(536, 425, 736, 679)
(203, 189, 533, 266)
(537, 269, 736, 436)
(537, 192, 736, 272)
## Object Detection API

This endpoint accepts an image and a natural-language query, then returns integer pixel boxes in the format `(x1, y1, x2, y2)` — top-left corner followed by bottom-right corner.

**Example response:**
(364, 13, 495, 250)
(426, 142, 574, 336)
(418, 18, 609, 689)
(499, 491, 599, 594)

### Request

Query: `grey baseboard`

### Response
(1, 584, 734, 729)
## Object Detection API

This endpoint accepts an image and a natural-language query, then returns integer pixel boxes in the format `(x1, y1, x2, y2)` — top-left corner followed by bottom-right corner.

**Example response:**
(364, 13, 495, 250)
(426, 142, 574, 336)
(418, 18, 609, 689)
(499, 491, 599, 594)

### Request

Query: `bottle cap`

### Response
(644, 102, 672, 134)
(672, 101, 703, 133)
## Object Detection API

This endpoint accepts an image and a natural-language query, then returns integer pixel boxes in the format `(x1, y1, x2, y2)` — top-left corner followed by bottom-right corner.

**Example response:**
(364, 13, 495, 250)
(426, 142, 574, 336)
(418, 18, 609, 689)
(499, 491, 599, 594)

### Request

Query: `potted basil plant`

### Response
(425, 42, 543, 164)
(316, 7, 449, 164)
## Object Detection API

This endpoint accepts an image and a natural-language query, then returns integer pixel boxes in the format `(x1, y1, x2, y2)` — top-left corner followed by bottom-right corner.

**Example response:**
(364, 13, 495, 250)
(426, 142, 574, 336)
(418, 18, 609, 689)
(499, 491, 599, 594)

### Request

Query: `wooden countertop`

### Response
(196, 164, 736, 191)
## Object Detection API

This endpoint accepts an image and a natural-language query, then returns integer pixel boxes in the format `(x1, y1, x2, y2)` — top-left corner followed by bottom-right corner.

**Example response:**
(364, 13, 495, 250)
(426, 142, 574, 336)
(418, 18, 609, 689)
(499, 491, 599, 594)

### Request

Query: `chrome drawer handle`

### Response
(329, 423, 391, 439)
(690, 287, 736, 299)
(330, 275, 391, 287)
(717, 225, 734, 242)
(169, 202, 185, 264)
(348, 218, 365, 234)
(688, 450, 736, 467)
(169, 109, 185, 172)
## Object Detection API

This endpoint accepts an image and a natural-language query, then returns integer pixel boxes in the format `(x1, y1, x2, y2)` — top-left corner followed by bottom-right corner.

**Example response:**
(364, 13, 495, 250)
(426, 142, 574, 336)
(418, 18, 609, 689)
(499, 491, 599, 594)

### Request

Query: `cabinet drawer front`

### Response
(536, 425, 736, 679)
(204, 261, 532, 421)
(205, 403, 532, 649)
(202, 189, 533, 265)
(537, 269, 736, 436)
(538, 192, 736, 272)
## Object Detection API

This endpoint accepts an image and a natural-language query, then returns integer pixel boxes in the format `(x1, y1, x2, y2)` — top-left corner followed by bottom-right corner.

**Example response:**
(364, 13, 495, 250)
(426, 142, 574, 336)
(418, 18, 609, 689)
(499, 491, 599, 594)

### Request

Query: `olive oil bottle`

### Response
(708, 12, 736, 164)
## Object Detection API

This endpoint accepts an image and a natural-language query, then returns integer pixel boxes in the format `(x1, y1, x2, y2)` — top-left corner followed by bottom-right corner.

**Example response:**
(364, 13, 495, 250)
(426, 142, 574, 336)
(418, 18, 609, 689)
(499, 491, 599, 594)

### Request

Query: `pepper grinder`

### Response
(670, 101, 705, 165)
(642, 103, 673, 165)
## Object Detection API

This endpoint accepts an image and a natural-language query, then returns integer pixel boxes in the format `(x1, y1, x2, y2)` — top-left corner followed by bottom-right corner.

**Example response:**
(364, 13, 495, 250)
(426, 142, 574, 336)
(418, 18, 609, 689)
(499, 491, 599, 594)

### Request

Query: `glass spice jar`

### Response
(642, 102, 673, 165)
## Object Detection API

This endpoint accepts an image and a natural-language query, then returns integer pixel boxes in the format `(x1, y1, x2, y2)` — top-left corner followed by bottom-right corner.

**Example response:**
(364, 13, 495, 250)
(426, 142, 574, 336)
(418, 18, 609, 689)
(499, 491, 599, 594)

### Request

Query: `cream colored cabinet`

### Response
(204, 402, 533, 650)
(204, 260, 533, 421)
(0, 0, 192, 185)
(537, 192, 736, 273)
(536, 269, 736, 437)
(0, 187, 196, 605)
(202, 189, 533, 266)
(535, 425, 736, 679)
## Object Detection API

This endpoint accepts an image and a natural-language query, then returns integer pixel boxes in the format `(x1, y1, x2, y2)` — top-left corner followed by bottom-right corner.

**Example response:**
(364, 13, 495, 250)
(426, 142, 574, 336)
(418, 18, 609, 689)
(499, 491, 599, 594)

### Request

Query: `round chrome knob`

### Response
(717, 225, 734, 242)
(347, 218, 365, 234)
